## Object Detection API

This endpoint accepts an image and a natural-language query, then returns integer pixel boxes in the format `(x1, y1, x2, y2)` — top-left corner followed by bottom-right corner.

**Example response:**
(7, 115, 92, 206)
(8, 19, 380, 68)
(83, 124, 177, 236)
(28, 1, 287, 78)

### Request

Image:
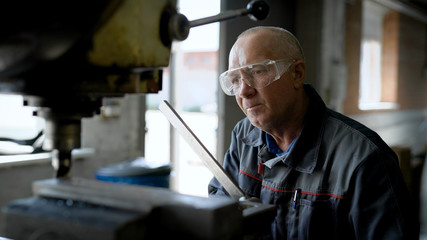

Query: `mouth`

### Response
(246, 104, 261, 111)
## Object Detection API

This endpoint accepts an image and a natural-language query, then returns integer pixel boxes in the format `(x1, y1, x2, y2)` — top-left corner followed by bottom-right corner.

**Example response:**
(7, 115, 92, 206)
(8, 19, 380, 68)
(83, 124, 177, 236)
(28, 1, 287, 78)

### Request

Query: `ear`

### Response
(292, 60, 306, 89)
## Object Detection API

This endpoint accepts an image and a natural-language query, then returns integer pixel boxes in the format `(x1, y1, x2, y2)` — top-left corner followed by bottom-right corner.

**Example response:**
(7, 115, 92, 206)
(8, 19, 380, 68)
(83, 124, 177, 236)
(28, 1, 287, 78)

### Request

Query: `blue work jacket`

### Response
(209, 84, 419, 239)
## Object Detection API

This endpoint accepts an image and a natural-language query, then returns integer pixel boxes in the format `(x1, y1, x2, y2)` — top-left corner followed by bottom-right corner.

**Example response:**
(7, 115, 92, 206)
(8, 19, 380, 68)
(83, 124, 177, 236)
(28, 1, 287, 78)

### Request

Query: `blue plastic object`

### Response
(95, 157, 171, 188)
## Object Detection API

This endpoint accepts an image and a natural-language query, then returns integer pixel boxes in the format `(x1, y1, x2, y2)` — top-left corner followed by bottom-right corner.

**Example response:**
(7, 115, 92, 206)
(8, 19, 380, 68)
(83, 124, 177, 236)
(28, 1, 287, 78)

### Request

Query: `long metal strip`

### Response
(159, 100, 246, 199)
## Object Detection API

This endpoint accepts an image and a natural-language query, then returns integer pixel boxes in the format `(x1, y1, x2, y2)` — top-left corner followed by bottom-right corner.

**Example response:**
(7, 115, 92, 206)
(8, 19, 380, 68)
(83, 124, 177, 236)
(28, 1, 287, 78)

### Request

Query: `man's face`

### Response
(229, 31, 298, 131)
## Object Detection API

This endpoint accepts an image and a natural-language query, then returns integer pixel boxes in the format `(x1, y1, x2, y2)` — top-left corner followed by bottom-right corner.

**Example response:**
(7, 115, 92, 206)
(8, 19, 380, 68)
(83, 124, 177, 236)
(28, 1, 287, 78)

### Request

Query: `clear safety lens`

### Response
(219, 59, 291, 96)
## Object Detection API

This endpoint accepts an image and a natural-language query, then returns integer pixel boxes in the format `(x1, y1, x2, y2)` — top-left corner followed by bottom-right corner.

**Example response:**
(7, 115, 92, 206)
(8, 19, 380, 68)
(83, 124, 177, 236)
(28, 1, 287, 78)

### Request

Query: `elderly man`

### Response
(208, 26, 418, 239)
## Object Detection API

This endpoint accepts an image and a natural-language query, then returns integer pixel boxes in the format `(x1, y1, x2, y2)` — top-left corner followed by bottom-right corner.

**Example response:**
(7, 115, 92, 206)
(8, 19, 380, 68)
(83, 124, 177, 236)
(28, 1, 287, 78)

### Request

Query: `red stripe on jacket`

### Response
(239, 169, 344, 199)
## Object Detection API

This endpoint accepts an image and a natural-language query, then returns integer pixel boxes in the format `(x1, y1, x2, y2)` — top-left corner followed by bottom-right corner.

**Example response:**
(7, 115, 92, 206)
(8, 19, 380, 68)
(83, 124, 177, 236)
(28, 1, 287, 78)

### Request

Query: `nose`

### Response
(237, 78, 256, 98)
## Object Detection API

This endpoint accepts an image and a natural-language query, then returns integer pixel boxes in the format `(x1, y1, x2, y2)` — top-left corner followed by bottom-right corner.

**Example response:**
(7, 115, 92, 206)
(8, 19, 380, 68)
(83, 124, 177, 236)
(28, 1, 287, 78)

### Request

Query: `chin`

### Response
(248, 117, 265, 129)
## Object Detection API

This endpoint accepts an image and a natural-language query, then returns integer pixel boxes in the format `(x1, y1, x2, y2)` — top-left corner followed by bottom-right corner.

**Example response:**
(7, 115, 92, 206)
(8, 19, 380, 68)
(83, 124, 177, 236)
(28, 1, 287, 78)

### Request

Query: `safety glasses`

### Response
(219, 59, 294, 96)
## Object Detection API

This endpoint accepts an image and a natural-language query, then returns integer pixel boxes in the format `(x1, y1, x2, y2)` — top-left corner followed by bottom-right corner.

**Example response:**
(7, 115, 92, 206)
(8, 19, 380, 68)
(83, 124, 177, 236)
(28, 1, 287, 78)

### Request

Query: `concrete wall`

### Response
(81, 94, 146, 163)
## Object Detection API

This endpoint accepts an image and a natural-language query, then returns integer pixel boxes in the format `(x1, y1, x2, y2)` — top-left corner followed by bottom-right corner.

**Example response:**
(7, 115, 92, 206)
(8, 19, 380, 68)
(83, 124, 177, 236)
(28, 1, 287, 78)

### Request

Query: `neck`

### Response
(267, 91, 309, 152)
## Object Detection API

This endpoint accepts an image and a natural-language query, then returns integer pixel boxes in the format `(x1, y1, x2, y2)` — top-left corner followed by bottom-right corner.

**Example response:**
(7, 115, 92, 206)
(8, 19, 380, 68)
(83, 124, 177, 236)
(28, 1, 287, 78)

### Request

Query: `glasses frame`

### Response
(219, 59, 294, 96)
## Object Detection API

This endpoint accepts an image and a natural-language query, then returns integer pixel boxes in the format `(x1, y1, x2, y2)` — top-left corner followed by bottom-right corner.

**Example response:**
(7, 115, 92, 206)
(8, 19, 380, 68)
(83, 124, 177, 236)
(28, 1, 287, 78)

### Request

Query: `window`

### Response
(359, 0, 399, 110)
(0, 95, 44, 154)
(359, 40, 383, 107)
(145, 0, 219, 197)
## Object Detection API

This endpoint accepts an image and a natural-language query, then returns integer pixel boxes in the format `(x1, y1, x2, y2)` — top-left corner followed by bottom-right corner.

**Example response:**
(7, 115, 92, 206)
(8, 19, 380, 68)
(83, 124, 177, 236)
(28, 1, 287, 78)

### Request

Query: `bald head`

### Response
(234, 26, 305, 62)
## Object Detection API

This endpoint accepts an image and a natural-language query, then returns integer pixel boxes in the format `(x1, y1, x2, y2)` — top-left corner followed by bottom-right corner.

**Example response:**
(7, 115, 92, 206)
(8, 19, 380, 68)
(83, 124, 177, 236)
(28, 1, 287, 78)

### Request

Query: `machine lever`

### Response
(168, 0, 269, 41)
(190, 0, 269, 27)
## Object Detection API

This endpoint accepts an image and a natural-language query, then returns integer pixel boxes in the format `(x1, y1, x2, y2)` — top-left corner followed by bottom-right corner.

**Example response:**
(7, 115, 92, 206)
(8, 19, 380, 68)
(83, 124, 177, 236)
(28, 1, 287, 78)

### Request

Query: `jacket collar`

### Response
(241, 84, 327, 174)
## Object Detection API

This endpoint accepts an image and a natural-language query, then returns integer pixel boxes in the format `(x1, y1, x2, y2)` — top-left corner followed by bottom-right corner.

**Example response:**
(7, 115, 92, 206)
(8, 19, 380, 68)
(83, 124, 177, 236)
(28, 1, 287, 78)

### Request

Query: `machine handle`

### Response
(169, 0, 269, 41)
(190, 0, 269, 27)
